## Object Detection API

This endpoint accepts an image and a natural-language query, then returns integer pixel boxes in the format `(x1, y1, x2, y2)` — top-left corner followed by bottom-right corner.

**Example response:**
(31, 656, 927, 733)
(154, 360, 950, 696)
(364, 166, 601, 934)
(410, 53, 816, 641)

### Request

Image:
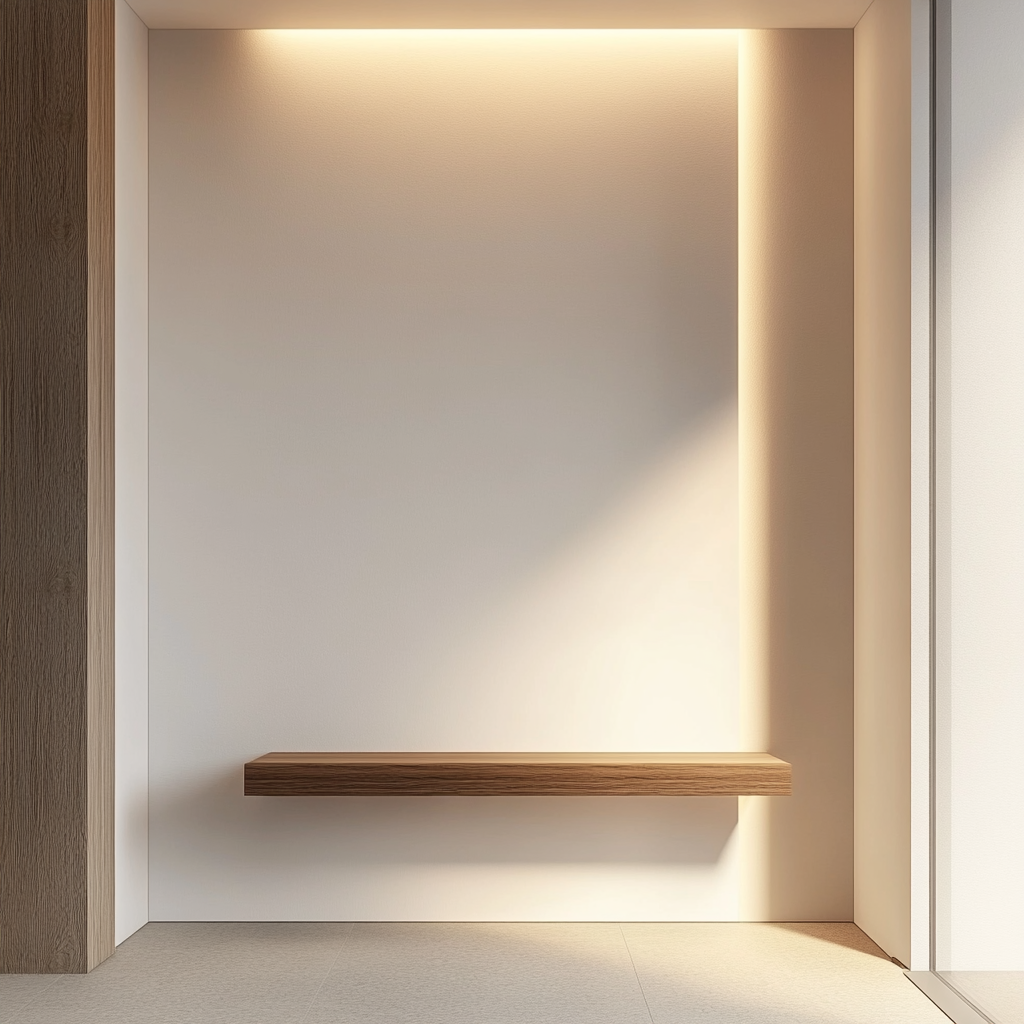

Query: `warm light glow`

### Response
(254, 28, 740, 62)
(247, 26, 741, 157)
(260, 28, 739, 38)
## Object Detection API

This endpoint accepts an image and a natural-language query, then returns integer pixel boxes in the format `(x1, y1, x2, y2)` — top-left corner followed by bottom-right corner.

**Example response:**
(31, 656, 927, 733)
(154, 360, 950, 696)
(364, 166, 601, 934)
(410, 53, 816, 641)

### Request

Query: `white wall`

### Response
(852, 0, 912, 965)
(114, 0, 149, 945)
(936, 0, 1024, 971)
(850, 0, 932, 972)
(148, 29, 744, 921)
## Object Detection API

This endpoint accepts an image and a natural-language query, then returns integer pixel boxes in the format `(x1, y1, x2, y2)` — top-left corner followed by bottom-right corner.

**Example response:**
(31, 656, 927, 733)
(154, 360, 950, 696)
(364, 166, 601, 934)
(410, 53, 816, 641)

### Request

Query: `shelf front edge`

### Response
(243, 753, 792, 797)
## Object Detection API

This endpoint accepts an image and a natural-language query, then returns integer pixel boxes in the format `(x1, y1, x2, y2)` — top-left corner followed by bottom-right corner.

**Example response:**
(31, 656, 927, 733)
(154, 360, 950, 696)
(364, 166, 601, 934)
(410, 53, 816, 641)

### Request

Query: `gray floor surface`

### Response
(1, 922, 951, 1024)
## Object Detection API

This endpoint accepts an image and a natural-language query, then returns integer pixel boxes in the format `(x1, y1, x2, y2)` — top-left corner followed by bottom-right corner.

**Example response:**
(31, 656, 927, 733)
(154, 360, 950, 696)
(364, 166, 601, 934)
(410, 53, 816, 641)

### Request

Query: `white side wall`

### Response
(852, 0, 912, 966)
(850, 0, 931, 968)
(148, 29, 745, 922)
(937, 0, 1024, 971)
(114, 0, 149, 946)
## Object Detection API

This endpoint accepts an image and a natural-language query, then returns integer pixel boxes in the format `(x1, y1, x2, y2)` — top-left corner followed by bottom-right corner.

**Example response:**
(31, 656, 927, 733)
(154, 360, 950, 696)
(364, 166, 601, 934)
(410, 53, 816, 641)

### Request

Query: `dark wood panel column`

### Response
(0, 0, 114, 974)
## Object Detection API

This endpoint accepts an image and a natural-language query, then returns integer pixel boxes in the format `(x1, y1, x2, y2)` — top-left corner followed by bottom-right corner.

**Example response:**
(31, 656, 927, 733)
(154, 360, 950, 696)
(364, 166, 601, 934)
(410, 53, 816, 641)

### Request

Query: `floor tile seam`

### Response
(618, 924, 656, 1024)
(298, 921, 356, 1024)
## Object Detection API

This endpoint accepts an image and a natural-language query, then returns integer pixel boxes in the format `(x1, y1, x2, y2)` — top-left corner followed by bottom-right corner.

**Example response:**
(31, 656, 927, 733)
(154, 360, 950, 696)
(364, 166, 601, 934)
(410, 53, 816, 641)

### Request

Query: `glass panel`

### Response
(935, 1, 1024, 1019)
(938, 974, 1024, 1024)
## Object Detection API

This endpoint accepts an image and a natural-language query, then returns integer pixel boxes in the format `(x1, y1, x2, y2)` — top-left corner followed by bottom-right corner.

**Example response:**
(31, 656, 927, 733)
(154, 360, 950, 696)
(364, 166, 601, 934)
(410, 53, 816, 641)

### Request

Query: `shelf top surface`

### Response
(248, 751, 789, 766)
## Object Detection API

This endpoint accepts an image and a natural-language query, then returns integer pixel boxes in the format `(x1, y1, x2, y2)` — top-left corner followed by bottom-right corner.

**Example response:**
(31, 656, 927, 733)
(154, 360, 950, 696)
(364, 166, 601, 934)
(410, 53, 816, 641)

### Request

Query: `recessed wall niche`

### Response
(141, 24, 855, 926)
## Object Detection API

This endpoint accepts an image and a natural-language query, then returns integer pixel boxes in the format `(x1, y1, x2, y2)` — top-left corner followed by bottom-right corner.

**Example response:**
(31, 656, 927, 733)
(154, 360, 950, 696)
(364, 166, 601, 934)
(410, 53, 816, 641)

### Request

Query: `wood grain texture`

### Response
(0, 0, 114, 975)
(86, 0, 115, 973)
(245, 752, 792, 796)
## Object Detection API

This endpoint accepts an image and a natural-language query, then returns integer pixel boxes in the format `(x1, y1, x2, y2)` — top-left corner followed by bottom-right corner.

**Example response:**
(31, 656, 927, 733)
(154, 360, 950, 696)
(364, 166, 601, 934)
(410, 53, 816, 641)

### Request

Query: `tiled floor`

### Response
(1, 922, 950, 1024)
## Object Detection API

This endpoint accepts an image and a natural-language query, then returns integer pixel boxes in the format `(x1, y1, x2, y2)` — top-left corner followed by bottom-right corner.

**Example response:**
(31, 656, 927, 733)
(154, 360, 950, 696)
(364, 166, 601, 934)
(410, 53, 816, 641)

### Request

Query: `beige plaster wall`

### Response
(148, 29, 745, 922)
(852, 0, 913, 966)
(738, 29, 855, 920)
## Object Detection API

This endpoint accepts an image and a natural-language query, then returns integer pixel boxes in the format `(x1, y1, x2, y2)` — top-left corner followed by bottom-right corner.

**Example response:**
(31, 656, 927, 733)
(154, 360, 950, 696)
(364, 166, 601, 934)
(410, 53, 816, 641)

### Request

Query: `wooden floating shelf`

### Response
(244, 752, 792, 797)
